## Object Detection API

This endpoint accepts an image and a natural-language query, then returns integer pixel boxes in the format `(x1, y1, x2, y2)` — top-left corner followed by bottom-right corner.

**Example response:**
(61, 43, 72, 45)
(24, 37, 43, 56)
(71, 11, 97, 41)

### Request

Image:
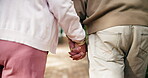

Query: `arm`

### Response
(67, 0, 87, 60)
(47, 0, 85, 43)
(47, 0, 87, 60)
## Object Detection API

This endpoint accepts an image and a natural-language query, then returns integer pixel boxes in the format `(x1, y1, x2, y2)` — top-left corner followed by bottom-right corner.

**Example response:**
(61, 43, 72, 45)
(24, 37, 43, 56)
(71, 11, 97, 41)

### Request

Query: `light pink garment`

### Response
(0, 40, 47, 78)
(0, 0, 85, 53)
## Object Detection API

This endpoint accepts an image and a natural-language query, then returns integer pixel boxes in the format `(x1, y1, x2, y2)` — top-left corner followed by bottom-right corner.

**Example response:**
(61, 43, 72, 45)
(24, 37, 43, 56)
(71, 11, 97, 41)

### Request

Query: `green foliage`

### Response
(146, 67, 148, 78)
(83, 25, 89, 44)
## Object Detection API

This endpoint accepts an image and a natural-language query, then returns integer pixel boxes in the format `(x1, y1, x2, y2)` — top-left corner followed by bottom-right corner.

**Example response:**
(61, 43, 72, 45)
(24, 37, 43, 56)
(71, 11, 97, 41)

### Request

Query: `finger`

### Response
(69, 55, 79, 60)
(79, 52, 86, 59)
(69, 40, 75, 49)
(69, 44, 74, 50)
(73, 58, 80, 60)
(71, 53, 81, 59)
(73, 56, 81, 60)
(68, 52, 77, 56)
(71, 47, 81, 53)
(71, 52, 86, 60)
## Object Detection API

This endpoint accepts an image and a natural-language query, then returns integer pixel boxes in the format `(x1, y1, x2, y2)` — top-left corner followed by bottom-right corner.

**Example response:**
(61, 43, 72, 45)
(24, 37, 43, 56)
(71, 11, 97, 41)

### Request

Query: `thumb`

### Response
(71, 47, 81, 53)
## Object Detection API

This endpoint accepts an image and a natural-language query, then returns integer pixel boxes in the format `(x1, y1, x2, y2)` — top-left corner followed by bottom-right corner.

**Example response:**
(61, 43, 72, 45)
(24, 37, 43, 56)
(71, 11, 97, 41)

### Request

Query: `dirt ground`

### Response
(44, 41, 89, 78)
(44, 37, 148, 78)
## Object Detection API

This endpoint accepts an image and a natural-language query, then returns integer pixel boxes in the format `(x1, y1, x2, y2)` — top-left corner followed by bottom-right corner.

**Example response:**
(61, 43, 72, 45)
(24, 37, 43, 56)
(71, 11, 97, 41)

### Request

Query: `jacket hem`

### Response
(0, 29, 57, 54)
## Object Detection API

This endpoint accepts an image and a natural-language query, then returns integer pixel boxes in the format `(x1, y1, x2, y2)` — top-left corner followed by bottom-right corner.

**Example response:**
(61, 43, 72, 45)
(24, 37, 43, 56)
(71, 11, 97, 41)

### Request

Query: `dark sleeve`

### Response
(72, 0, 87, 23)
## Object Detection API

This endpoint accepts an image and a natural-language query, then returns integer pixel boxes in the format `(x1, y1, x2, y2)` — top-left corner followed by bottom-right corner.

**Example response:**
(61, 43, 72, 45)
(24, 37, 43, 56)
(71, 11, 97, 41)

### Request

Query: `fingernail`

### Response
(77, 47, 81, 50)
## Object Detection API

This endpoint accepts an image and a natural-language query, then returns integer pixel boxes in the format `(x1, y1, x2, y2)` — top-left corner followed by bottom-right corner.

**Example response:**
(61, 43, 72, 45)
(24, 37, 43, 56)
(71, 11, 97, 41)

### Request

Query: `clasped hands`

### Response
(68, 39, 87, 60)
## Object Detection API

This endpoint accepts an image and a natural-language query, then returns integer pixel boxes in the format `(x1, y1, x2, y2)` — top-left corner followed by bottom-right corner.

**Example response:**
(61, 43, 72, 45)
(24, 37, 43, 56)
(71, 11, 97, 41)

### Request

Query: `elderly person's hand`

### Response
(68, 39, 87, 60)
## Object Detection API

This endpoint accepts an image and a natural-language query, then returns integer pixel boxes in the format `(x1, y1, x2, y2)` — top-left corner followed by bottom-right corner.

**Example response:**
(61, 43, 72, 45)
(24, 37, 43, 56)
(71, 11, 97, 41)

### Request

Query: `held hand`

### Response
(68, 39, 87, 60)
(68, 38, 75, 50)
(69, 43, 87, 60)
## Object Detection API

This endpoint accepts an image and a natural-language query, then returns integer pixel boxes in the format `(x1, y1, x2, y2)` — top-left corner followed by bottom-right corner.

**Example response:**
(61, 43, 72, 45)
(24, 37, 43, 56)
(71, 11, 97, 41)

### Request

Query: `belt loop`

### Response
(130, 25, 133, 27)
(129, 25, 134, 29)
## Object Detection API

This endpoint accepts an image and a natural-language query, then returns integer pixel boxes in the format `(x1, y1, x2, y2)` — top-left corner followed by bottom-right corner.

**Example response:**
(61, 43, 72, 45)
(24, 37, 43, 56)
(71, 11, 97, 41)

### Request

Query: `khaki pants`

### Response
(88, 25, 148, 78)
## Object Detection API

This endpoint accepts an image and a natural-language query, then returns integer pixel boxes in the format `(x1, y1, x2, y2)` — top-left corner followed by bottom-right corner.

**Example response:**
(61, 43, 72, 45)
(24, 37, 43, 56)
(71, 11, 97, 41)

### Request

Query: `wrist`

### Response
(75, 40, 86, 45)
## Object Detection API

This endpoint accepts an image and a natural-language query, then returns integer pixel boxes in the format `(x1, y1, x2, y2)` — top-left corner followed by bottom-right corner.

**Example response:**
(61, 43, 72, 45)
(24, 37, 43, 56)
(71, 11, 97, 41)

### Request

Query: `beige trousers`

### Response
(88, 25, 148, 78)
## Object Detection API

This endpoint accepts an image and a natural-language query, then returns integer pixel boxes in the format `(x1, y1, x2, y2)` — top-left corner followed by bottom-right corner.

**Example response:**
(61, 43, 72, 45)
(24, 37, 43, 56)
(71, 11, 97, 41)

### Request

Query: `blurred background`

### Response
(44, 29, 148, 78)
(44, 29, 89, 78)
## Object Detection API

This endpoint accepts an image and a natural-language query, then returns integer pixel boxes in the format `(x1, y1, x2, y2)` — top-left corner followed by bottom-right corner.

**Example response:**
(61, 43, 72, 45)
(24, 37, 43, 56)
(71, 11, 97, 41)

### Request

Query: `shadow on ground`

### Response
(44, 37, 148, 78)
(44, 41, 89, 78)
